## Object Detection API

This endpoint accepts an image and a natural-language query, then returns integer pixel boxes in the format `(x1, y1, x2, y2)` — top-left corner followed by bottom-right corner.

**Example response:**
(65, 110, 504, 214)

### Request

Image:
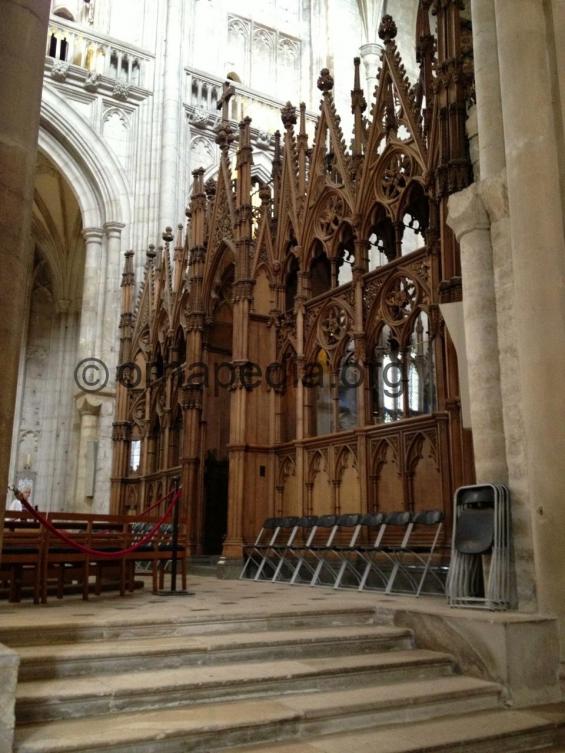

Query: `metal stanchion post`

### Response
(158, 477, 193, 597)
(170, 477, 180, 593)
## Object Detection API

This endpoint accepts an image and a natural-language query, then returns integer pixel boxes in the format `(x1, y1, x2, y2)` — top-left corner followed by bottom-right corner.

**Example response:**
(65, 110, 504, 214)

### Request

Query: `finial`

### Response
(259, 183, 271, 204)
(162, 226, 174, 243)
(281, 102, 297, 128)
(317, 68, 334, 92)
(147, 243, 156, 260)
(379, 14, 398, 43)
(204, 177, 217, 198)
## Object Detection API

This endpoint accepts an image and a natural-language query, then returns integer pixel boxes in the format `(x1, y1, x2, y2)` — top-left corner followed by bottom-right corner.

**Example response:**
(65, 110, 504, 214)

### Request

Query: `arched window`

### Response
(285, 254, 299, 311)
(407, 310, 436, 415)
(169, 408, 183, 467)
(280, 349, 297, 442)
(371, 312, 435, 424)
(128, 437, 142, 475)
(336, 225, 355, 287)
(310, 240, 331, 298)
(148, 417, 161, 473)
(372, 326, 404, 423)
(153, 345, 164, 380)
(337, 339, 358, 431)
(401, 184, 429, 256)
(312, 349, 332, 435)
(368, 206, 396, 270)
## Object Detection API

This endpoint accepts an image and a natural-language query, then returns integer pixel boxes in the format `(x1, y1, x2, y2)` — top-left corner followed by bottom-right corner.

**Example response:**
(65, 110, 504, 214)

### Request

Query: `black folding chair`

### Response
(386, 510, 446, 596)
(290, 515, 337, 586)
(272, 516, 318, 583)
(358, 511, 411, 592)
(239, 518, 281, 580)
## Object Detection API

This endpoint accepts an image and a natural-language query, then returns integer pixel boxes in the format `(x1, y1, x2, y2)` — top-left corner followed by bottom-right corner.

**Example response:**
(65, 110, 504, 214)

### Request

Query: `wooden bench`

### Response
(1, 508, 188, 602)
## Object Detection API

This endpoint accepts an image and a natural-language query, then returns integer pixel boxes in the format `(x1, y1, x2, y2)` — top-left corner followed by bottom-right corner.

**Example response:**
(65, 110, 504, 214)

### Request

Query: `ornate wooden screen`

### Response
(111, 2, 475, 559)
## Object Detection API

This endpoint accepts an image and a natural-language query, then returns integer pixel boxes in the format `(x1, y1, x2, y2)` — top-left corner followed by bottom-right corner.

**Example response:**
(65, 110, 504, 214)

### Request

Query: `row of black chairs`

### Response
(240, 511, 448, 596)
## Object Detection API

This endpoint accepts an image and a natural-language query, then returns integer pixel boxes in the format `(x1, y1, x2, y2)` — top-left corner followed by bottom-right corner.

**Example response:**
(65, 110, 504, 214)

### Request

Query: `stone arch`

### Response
(39, 86, 131, 232)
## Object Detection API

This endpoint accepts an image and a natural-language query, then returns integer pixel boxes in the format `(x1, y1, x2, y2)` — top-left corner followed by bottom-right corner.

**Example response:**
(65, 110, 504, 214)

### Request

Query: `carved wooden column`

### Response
(222, 118, 253, 564)
(182, 170, 207, 554)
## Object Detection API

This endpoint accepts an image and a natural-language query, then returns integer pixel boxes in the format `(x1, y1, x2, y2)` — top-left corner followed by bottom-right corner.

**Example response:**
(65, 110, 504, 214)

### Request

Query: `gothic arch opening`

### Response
(9, 152, 85, 511)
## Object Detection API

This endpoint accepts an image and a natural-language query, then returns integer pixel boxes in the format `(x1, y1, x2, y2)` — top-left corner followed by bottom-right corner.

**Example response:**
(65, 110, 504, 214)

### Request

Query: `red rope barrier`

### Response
(12, 489, 182, 559)
(133, 487, 176, 519)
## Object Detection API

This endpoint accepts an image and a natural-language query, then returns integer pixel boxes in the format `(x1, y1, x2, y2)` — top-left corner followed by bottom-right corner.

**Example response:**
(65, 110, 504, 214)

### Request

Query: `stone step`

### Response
(14, 675, 504, 753)
(225, 709, 557, 753)
(0, 606, 377, 647)
(17, 624, 414, 680)
(16, 649, 457, 723)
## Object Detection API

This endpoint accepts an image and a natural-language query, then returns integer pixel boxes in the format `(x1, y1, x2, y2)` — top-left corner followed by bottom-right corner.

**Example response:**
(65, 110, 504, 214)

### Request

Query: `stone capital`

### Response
(83, 227, 104, 242)
(76, 395, 103, 416)
(104, 221, 126, 239)
(359, 42, 382, 57)
(447, 183, 490, 242)
(478, 169, 509, 225)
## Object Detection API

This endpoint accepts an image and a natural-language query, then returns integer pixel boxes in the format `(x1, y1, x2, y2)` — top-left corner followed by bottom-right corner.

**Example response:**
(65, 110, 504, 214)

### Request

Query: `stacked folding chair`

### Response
(447, 484, 513, 610)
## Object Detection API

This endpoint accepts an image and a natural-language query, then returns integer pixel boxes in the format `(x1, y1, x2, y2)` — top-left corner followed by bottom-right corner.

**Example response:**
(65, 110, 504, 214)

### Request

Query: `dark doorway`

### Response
(203, 452, 229, 555)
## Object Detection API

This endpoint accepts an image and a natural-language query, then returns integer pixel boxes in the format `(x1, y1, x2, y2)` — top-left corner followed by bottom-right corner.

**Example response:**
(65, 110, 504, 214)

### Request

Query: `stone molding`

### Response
(83, 227, 104, 241)
(478, 169, 509, 225)
(447, 183, 490, 241)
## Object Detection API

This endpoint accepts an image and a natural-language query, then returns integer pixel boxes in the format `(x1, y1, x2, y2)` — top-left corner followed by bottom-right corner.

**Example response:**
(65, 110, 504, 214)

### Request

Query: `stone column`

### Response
(74, 395, 102, 511)
(471, 0, 505, 180)
(495, 0, 565, 651)
(158, 0, 184, 230)
(80, 227, 104, 358)
(447, 185, 507, 484)
(102, 221, 125, 366)
(359, 43, 382, 95)
(0, 0, 49, 558)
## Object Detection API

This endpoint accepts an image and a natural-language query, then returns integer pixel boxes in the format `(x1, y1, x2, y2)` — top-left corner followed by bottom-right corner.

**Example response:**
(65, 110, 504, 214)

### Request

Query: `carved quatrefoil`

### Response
(382, 275, 419, 323)
(318, 303, 349, 349)
(377, 151, 413, 202)
(316, 193, 346, 239)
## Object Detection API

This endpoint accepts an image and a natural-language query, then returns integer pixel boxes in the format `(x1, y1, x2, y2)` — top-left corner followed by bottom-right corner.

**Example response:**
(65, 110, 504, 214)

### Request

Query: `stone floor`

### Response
(1, 574, 565, 753)
(0, 573, 393, 628)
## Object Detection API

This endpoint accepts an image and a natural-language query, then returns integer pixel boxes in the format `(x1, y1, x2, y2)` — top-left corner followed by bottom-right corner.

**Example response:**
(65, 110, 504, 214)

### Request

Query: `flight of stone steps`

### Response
(2, 605, 561, 753)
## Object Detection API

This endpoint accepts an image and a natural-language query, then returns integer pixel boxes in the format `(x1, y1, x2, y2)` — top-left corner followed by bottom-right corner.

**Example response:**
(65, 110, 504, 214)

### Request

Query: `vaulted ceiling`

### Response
(32, 152, 85, 314)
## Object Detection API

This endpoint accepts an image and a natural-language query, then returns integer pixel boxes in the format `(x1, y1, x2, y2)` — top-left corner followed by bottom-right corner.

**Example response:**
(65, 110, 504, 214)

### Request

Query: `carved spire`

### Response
(119, 250, 135, 362)
(297, 102, 308, 198)
(351, 56, 367, 168)
(215, 80, 236, 152)
(272, 129, 282, 219)
(172, 223, 184, 293)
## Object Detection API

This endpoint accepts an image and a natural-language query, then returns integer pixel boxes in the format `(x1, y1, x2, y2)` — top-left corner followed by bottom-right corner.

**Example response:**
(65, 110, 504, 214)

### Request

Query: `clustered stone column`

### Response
(449, 0, 565, 653)
(0, 0, 49, 537)
(0, 0, 50, 745)
(495, 0, 565, 650)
